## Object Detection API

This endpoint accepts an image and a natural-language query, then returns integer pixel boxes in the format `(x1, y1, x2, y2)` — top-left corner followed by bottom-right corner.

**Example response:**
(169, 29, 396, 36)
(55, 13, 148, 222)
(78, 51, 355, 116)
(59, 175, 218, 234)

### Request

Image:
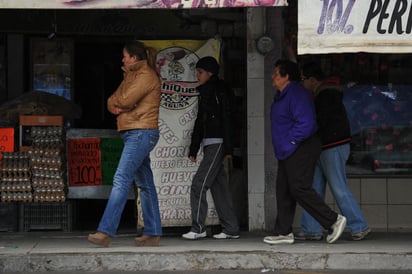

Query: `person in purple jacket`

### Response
(263, 59, 346, 245)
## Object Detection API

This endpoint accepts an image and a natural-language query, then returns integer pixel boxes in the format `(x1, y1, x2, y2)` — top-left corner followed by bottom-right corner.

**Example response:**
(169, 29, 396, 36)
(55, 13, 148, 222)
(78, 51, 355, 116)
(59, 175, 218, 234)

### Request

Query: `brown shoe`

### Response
(88, 232, 112, 247)
(135, 235, 160, 246)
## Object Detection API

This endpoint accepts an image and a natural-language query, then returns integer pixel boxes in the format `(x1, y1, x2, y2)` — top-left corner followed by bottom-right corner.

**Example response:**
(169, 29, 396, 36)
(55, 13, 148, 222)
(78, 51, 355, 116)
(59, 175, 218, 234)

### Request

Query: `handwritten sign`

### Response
(100, 138, 123, 185)
(0, 128, 14, 152)
(67, 138, 102, 186)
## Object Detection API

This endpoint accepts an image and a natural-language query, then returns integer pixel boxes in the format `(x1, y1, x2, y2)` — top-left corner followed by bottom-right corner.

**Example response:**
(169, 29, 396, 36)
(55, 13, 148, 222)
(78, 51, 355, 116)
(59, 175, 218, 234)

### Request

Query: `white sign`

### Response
(298, 0, 412, 54)
(145, 38, 221, 227)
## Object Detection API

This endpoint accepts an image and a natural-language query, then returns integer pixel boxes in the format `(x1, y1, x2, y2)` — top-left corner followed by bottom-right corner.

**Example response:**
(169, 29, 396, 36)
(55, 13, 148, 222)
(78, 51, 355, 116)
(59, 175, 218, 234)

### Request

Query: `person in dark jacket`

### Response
(298, 61, 370, 241)
(263, 59, 346, 245)
(182, 56, 240, 240)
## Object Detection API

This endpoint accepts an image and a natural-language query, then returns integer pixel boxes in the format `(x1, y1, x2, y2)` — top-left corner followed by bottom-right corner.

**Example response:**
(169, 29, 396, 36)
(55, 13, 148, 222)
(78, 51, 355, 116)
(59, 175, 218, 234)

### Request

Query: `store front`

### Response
(0, 1, 288, 232)
(2, 0, 410, 234)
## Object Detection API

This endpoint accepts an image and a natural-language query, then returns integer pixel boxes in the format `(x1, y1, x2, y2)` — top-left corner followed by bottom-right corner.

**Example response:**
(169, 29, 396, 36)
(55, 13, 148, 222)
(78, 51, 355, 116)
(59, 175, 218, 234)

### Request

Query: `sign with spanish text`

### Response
(298, 0, 412, 54)
(67, 138, 102, 187)
(100, 138, 123, 186)
(143, 38, 220, 226)
(0, 0, 287, 9)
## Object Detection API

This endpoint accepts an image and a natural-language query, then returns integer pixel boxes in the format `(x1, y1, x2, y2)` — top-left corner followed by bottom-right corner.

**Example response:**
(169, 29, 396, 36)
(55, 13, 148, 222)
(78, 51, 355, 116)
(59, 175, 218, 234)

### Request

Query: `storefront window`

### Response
(345, 84, 412, 175)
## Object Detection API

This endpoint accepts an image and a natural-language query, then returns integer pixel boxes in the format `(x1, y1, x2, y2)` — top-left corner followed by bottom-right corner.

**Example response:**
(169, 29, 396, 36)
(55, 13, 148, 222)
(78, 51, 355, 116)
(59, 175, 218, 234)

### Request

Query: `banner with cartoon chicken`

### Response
(140, 38, 221, 227)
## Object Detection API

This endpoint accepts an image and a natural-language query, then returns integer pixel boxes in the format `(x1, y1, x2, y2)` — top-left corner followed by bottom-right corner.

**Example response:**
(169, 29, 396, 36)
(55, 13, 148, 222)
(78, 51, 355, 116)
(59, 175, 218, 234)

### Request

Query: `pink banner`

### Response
(0, 0, 288, 9)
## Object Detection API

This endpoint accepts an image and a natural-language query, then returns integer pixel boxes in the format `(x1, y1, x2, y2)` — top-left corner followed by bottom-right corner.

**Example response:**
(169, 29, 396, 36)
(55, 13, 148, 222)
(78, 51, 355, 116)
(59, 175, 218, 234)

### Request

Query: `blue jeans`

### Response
(301, 143, 369, 235)
(98, 129, 162, 237)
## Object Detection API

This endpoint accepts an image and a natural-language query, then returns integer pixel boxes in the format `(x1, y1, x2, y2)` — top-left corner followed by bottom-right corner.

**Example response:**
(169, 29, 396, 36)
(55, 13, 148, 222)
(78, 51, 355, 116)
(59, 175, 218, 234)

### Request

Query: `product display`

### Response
(0, 115, 67, 204)
(0, 152, 32, 202)
(0, 126, 67, 202)
(28, 126, 66, 202)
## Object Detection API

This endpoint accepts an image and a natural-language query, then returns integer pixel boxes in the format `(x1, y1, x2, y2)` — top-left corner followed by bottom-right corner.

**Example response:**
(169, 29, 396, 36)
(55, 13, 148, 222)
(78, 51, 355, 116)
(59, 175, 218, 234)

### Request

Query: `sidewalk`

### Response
(1, 231, 412, 273)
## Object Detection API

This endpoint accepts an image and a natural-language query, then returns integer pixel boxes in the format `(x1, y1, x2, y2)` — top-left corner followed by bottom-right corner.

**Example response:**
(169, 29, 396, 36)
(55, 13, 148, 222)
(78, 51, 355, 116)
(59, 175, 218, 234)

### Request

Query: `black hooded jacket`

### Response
(189, 75, 235, 158)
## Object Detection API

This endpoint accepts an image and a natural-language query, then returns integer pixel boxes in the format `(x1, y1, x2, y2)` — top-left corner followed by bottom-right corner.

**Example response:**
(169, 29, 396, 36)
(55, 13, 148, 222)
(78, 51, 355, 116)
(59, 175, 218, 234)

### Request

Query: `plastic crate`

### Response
(0, 202, 19, 232)
(19, 201, 72, 232)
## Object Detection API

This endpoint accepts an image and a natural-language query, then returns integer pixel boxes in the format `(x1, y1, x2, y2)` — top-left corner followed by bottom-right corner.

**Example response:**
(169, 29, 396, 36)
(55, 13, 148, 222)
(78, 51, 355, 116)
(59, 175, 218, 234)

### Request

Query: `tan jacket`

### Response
(107, 60, 161, 131)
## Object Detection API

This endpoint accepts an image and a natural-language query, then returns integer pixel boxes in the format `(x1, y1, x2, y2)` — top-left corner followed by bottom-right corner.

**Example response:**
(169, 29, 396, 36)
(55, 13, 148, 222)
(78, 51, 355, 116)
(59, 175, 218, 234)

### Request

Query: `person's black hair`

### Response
(196, 56, 220, 75)
(274, 59, 300, 81)
(300, 61, 325, 81)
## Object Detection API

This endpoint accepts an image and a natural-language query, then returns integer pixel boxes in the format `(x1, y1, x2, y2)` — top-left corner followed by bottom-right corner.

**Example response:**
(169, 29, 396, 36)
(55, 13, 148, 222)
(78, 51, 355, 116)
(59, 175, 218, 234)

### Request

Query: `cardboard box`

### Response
(19, 115, 64, 151)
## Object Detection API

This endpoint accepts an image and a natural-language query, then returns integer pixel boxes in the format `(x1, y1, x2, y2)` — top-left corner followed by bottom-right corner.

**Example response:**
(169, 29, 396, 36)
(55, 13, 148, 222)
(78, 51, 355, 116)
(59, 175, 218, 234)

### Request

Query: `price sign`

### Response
(100, 138, 123, 185)
(67, 138, 102, 186)
(0, 128, 14, 152)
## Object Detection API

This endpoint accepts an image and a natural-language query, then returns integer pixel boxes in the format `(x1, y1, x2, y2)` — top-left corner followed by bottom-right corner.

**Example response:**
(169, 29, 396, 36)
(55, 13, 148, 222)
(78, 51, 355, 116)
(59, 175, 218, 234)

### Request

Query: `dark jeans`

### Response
(274, 134, 337, 235)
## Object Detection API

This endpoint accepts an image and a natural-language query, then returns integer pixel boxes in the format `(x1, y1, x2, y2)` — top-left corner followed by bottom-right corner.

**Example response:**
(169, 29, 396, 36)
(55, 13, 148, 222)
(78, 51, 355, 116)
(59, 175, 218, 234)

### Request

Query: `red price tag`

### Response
(0, 128, 14, 152)
(67, 138, 102, 187)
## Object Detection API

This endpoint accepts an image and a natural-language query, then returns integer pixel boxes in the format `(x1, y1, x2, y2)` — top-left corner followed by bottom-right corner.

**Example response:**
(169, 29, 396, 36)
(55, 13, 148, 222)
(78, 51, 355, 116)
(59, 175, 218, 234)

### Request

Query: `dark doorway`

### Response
(73, 40, 125, 129)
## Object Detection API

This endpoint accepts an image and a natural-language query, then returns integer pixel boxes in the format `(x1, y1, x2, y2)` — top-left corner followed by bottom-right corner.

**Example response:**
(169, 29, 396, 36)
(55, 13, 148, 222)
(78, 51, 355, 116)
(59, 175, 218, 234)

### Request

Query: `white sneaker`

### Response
(326, 214, 347, 244)
(182, 231, 207, 240)
(263, 233, 294, 244)
(213, 232, 240, 239)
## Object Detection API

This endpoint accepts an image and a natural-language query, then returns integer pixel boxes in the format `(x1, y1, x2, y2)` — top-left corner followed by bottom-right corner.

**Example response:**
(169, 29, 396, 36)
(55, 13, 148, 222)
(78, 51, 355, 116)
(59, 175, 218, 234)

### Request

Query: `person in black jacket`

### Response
(182, 56, 240, 240)
(298, 61, 370, 241)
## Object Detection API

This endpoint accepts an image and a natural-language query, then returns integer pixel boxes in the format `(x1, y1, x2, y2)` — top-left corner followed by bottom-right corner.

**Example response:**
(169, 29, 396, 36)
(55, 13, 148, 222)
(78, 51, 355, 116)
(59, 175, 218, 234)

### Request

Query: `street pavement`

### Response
(0, 231, 412, 273)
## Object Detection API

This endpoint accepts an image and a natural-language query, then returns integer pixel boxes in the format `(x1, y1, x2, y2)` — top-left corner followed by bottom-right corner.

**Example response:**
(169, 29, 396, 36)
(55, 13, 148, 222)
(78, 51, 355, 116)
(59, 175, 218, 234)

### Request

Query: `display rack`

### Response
(5, 115, 71, 231)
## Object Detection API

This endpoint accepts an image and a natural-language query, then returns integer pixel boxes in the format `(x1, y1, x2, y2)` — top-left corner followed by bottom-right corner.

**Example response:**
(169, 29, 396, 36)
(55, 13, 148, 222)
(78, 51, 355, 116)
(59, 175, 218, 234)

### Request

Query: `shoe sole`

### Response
(352, 229, 371, 241)
(213, 235, 240, 239)
(87, 236, 112, 247)
(182, 234, 207, 240)
(135, 236, 160, 246)
(263, 238, 294, 244)
(327, 216, 347, 244)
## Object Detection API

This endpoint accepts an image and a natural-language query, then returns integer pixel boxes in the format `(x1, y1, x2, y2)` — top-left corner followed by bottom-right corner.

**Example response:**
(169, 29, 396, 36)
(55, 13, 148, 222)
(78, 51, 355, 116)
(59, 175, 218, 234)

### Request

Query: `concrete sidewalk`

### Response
(0, 231, 411, 273)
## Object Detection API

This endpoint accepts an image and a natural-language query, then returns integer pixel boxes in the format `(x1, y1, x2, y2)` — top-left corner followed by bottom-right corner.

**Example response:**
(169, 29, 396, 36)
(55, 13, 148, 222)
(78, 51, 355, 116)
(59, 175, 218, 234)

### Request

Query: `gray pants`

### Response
(190, 143, 239, 235)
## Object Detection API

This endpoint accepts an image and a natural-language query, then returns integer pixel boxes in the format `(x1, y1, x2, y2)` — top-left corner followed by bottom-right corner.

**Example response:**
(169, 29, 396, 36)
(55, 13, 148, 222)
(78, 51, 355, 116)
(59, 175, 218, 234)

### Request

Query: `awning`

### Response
(0, 0, 288, 9)
(298, 0, 412, 54)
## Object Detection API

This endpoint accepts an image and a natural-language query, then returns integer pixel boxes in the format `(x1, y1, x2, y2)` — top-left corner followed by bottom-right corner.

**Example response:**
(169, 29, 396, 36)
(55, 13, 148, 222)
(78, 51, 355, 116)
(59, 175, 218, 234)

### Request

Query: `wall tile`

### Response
(388, 205, 412, 231)
(388, 178, 412, 205)
(361, 178, 387, 204)
(361, 205, 387, 231)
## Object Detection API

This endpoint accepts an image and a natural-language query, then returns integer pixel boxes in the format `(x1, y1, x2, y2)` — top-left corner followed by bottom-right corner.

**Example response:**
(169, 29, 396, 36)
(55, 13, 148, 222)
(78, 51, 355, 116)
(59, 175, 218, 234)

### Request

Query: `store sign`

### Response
(0, 0, 287, 8)
(67, 138, 103, 187)
(298, 0, 412, 54)
(0, 128, 14, 153)
(142, 38, 220, 227)
(100, 138, 124, 186)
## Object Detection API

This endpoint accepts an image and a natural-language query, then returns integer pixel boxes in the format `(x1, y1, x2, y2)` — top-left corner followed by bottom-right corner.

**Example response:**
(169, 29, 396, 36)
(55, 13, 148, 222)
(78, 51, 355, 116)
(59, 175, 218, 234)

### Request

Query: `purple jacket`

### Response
(270, 81, 318, 160)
